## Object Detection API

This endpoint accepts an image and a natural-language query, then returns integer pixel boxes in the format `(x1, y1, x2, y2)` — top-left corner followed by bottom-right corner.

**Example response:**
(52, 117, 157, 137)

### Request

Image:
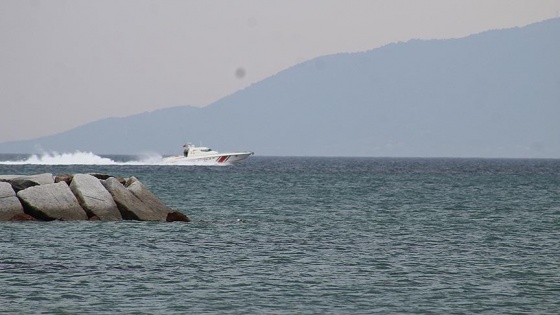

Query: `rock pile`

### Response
(0, 173, 190, 222)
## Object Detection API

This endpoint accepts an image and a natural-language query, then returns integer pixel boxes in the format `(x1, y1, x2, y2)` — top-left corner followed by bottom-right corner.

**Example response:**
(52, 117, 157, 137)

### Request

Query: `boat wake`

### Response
(0, 151, 232, 166)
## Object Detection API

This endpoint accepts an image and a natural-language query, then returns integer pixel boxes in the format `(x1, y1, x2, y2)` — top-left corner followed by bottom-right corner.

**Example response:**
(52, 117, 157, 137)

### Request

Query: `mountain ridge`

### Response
(1, 18, 559, 158)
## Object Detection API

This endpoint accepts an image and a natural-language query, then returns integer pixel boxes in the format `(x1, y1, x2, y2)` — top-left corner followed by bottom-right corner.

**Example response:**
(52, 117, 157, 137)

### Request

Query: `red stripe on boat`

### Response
(217, 156, 229, 163)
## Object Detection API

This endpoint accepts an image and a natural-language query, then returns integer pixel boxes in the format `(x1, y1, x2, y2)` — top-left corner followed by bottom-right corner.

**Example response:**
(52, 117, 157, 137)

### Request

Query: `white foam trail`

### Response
(0, 151, 227, 166)
(0, 151, 117, 165)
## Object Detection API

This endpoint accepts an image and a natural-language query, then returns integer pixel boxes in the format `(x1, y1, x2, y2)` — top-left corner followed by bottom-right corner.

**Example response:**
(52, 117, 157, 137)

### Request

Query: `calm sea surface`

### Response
(1, 156, 559, 314)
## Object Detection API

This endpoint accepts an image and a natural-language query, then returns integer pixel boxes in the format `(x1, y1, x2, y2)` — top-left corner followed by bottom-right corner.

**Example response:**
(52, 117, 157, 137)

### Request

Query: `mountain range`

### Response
(1, 18, 559, 158)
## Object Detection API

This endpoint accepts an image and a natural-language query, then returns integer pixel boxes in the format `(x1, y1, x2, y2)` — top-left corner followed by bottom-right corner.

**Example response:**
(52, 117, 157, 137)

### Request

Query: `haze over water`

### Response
(1, 156, 559, 314)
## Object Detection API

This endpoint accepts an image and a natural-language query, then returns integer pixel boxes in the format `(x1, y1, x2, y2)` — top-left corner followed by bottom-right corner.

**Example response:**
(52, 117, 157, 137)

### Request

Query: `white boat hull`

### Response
(163, 152, 253, 165)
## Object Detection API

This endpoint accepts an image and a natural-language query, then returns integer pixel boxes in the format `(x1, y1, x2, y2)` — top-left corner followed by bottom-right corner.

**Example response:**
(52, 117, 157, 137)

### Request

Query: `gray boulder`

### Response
(127, 176, 173, 215)
(1, 173, 55, 192)
(17, 182, 88, 221)
(16, 173, 54, 185)
(0, 182, 25, 221)
(55, 174, 74, 185)
(0, 175, 21, 181)
(166, 211, 191, 222)
(2, 178, 40, 193)
(9, 213, 36, 221)
(91, 173, 126, 185)
(102, 177, 167, 221)
(70, 174, 122, 220)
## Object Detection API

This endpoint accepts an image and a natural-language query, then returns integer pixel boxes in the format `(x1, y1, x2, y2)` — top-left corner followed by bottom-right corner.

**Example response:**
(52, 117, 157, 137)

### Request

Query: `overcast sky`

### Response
(1, 0, 558, 143)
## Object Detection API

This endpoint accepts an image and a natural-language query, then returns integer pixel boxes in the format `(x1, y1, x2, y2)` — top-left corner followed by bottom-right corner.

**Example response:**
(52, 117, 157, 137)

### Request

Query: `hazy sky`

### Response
(1, 0, 558, 143)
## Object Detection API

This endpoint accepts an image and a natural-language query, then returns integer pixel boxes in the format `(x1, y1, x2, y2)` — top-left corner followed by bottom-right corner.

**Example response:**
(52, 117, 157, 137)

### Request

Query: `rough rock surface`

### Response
(16, 173, 54, 185)
(90, 173, 112, 180)
(0, 175, 21, 181)
(102, 177, 167, 221)
(17, 182, 88, 221)
(1, 173, 189, 222)
(55, 174, 74, 185)
(2, 178, 40, 193)
(1, 173, 55, 192)
(92, 173, 126, 185)
(0, 182, 25, 220)
(166, 211, 191, 222)
(70, 174, 122, 220)
(127, 176, 173, 215)
(9, 213, 36, 221)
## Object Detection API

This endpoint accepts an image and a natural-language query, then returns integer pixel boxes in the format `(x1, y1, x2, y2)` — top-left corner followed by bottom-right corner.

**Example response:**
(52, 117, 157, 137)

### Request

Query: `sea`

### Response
(1, 152, 559, 314)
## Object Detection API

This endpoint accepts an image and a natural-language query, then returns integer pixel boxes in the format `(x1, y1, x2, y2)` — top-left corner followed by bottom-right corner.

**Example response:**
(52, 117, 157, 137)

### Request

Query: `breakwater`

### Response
(0, 173, 189, 222)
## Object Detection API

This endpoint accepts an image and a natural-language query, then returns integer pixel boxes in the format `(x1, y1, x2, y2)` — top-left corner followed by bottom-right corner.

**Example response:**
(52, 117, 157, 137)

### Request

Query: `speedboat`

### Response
(163, 143, 254, 165)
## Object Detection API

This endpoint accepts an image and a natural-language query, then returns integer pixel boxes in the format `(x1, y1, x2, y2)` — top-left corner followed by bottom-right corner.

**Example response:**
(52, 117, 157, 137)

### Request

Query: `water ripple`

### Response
(1, 157, 560, 314)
